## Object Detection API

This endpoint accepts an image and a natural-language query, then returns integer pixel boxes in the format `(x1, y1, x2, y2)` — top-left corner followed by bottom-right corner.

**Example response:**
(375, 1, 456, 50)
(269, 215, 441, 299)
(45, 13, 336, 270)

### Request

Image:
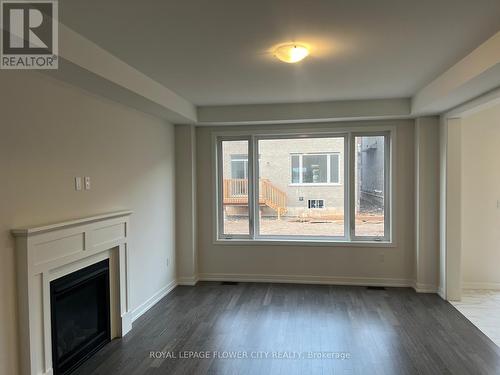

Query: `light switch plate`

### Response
(75, 177, 82, 191)
(84, 176, 91, 190)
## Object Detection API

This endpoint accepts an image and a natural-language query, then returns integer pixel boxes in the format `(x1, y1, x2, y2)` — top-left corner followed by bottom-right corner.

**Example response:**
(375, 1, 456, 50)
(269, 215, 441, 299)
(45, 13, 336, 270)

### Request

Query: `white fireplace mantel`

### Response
(12, 211, 133, 375)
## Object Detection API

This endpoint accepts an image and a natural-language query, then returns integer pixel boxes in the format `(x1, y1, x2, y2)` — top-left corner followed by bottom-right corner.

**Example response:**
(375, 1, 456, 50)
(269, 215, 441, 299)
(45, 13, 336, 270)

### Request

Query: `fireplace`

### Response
(50, 259, 111, 375)
(12, 211, 132, 375)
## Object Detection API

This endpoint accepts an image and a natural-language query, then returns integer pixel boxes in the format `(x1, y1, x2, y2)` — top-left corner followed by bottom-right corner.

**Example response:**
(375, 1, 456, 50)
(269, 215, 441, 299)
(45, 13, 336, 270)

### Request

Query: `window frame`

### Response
(253, 133, 349, 242)
(213, 126, 394, 246)
(216, 136, 254, 240)
(349, 132, 392, 243)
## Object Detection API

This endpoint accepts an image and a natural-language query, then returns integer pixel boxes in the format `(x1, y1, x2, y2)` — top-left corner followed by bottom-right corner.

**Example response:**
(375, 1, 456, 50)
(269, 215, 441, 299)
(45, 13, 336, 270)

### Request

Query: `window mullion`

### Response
(250, 136, 259, 239)
(217, 138, 225, 239)
(384, 133, 391, 242)
(348, 133, 355, 241)
(247, 136, 254, 238)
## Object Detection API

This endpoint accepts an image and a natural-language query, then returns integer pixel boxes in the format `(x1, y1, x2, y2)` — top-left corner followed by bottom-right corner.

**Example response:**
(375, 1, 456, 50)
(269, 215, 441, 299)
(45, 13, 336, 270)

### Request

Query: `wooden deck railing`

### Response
(223, 178, 248, 202)
(223, 178, 287, 217)
(259, 179, 287, 216)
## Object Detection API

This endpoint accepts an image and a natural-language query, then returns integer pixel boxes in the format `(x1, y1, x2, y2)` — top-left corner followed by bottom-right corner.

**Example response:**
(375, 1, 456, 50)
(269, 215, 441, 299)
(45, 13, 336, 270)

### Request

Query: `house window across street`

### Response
(291, 153, 340, 184)
(308, 199, 325, 209)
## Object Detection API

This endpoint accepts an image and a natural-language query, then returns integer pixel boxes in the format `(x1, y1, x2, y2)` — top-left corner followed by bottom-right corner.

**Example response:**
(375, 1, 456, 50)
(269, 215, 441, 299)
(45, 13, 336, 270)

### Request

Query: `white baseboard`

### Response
(121, 312, 133, 335)
(438, 286, 446, 299)
(177, 275, 199, 286)
(462, 281, 500, 290)
(198, 273, 413, 288)
(130, 279, 177, 323)
(413, 282, 439, 293)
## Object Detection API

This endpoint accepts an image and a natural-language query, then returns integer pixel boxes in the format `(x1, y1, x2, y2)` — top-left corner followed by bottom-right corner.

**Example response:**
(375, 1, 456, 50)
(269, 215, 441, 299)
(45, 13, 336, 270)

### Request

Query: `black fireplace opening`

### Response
(50, 259, 111, 375)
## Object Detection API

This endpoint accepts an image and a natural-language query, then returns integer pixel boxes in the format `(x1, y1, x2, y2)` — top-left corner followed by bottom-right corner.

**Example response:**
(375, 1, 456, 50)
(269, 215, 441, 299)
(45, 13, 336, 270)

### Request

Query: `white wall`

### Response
(439, 117, 448, 297)
(175, 125, 198, 284)
(415, 117, 440, 292)
(461, 102, 500, 289)
(443, 117, 463, 300)
(196, 120, 415, 284)
(0, 71, 176, 375)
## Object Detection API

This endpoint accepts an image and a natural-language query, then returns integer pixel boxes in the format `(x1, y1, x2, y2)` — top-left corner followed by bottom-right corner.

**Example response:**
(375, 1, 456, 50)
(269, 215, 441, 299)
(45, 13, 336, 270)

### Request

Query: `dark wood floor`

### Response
(73, 282, 500, 375)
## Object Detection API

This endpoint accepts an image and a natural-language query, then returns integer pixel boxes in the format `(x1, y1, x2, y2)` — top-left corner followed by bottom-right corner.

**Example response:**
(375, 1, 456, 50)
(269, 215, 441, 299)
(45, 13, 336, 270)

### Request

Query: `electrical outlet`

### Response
(84, 176, 91, 190)
(75, 177, 82, 191)
(379, 252, 385, 263)
(166, 258, 170, 267)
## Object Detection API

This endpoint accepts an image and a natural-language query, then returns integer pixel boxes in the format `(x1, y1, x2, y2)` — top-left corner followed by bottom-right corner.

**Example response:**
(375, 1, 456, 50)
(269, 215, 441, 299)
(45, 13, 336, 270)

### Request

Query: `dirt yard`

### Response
(224, 216, 384, 237)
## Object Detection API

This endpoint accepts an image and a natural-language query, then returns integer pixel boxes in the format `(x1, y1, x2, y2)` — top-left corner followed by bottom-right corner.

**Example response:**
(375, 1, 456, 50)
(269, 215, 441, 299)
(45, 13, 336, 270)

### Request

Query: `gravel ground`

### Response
(224, 216, 384, 237)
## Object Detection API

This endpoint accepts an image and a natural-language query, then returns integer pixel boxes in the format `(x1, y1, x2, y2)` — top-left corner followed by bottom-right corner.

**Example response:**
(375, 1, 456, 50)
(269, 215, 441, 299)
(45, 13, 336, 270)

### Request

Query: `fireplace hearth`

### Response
(50, 259, 111, 375)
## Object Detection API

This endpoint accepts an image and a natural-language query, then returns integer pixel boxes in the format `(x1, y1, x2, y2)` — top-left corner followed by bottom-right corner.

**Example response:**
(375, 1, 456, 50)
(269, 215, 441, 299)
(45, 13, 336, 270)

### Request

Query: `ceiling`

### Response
(60, 0, 500, 106)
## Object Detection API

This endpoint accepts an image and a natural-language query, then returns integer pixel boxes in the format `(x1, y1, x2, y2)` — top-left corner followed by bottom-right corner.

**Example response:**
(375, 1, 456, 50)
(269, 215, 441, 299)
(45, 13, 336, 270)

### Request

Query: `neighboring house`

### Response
(222, 137, 385, 219)
(357, 136, 385, 214)
(222, 138, 344, 218)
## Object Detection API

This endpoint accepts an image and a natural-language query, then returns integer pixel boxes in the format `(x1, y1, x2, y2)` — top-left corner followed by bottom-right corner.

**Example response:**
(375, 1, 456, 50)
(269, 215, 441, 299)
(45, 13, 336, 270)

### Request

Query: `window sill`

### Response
(214, 238, 395, 248)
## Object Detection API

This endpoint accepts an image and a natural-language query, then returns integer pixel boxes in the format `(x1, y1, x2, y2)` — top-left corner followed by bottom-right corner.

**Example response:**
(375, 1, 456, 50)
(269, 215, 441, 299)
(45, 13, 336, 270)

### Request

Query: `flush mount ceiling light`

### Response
(274, 43, 309, 63)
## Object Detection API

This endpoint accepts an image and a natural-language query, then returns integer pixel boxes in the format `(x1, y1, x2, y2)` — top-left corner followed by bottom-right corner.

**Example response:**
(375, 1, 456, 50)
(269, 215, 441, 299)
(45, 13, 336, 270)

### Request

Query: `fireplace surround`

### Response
(12, 211, 133, 375)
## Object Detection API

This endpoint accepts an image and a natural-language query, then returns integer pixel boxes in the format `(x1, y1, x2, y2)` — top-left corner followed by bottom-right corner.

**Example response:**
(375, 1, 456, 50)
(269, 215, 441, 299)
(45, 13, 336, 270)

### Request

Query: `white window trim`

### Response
(231, 156, 248, 161)
(212, 125, 396, 246)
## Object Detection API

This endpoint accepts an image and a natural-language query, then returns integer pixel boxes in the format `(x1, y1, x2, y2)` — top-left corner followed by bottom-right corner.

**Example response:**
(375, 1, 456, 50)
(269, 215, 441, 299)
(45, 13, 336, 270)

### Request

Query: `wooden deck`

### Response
(223, 197, 266, 205)
(223, 179, 287, 216)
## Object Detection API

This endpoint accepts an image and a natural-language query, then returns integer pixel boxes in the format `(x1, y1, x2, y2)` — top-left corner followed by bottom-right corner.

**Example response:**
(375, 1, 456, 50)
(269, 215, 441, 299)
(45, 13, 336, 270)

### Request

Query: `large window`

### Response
(216, 131, 391, 243)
